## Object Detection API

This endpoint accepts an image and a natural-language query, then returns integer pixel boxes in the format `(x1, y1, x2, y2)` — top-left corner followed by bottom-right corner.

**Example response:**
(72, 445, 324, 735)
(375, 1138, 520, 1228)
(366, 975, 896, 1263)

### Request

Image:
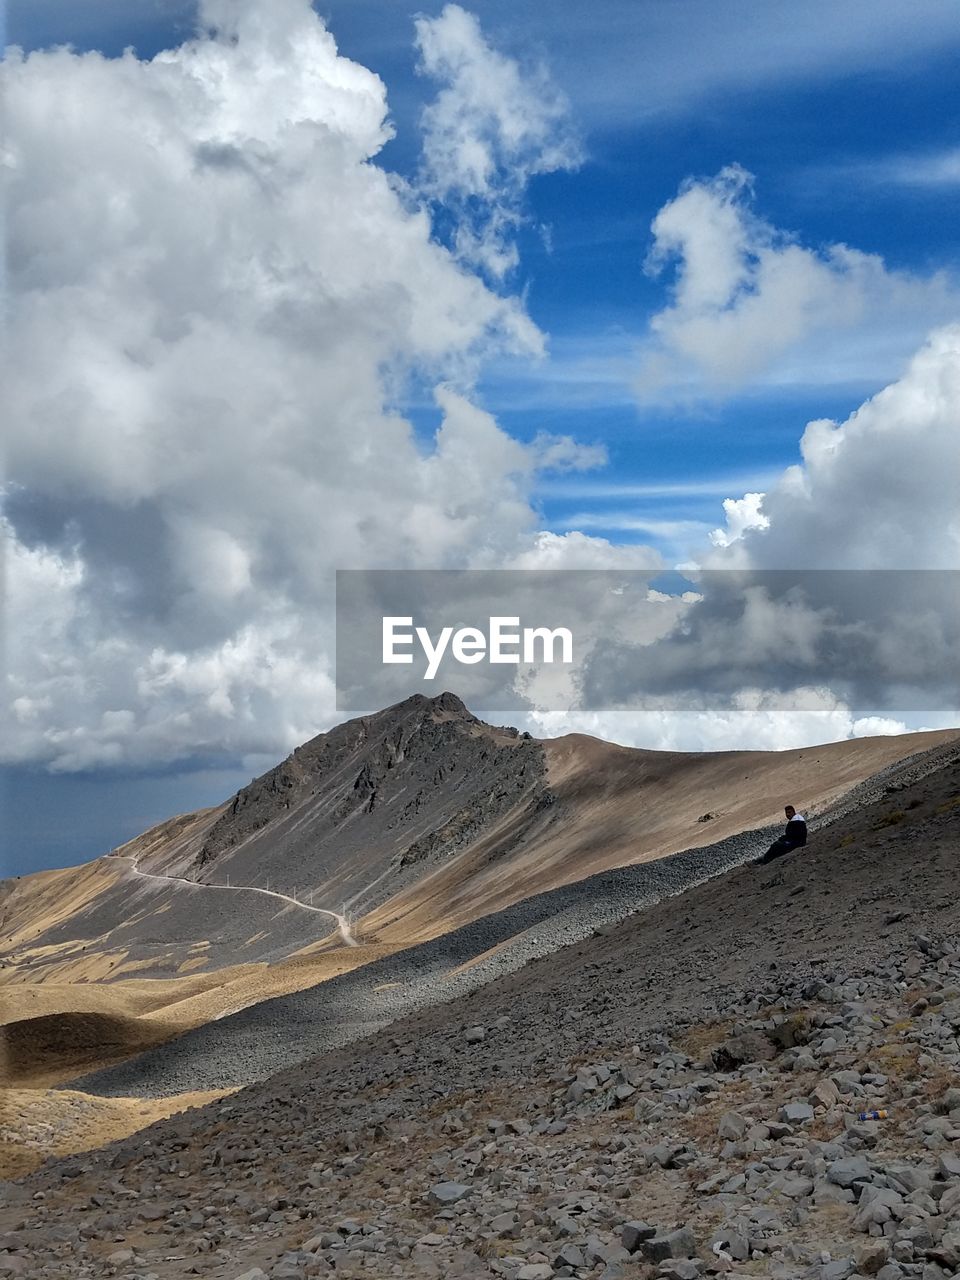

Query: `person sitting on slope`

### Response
(756, 805, 808, 865)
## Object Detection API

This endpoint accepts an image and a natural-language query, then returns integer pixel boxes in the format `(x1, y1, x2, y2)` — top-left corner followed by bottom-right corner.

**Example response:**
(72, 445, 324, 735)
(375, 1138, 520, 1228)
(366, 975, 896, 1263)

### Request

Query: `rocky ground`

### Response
(2, 746, 959, 1280)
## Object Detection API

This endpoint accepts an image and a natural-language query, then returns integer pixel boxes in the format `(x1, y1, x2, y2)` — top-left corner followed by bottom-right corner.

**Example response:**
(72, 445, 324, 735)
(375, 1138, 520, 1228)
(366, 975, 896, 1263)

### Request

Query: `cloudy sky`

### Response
(3, 0, 959, 873)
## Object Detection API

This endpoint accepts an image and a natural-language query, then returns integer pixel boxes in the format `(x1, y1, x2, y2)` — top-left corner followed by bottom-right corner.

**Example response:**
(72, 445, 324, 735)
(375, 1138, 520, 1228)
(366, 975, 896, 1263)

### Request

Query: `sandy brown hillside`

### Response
(1, 693, 542, 984)
(6, 738, 960, 1270)
(0, 710, 957, 1176)
(1, 697, 957, 1099)
(2, 697, 957, 988)
(360, 724, 960, 941)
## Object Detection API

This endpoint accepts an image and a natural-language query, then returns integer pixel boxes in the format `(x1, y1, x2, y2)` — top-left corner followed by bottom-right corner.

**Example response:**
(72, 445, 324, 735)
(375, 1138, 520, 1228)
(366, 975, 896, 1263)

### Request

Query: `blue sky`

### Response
(3, 0, 959, 874)
(7, 0, 959, 546)
(320, 2, 956, 549)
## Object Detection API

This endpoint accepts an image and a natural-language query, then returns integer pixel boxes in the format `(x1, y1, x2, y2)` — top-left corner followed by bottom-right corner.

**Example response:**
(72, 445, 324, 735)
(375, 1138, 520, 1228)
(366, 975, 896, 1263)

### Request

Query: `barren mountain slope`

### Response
(360, 724, 960, 941)
(139, 690, 544, 905)
(0, 855, 344, 985)
(6, 740, 960, 1280)
(0, 693, 544, 984)
(3, 736, 957, 1172)
(67, 735, 960, 1100)
(2, 696, 955, 992)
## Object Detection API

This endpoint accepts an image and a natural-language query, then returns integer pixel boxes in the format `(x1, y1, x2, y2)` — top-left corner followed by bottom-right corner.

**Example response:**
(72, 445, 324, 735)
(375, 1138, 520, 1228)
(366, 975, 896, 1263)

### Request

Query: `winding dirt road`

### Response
(114, 856, 358, 947)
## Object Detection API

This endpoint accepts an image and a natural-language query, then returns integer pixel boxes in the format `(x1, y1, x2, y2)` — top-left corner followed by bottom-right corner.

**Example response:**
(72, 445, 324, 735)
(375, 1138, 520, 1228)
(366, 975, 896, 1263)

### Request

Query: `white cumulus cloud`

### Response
(526, 689, 910, 754)
(0, 0, 620, 772)
(709, 493, 769, 548)
(626, 325, 960, 729)
(715, 324, 960, 570)
(638, 165, 959, 400)
(414, 3, 581, 277)
(570, 325, 960, 732)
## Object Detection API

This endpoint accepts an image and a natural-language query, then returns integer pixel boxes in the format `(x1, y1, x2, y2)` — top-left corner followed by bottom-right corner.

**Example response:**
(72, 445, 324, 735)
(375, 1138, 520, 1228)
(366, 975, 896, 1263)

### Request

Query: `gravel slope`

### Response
(8, 733, 960, 1280)
(73, 738, 960, 1098)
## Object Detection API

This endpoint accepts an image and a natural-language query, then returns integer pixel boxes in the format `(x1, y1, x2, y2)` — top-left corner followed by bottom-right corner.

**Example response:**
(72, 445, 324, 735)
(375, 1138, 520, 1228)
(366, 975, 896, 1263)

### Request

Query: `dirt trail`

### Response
(114, 856, 358, 947)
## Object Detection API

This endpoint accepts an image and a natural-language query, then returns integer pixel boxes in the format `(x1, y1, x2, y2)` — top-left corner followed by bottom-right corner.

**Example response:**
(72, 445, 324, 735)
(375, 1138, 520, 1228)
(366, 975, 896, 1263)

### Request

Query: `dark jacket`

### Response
(785, 814, 807, 846)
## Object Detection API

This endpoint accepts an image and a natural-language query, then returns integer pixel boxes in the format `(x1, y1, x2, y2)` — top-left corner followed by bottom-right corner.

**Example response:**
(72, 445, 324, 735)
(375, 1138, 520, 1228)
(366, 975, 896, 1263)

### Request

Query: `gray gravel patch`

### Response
(11, 870, 341, 980)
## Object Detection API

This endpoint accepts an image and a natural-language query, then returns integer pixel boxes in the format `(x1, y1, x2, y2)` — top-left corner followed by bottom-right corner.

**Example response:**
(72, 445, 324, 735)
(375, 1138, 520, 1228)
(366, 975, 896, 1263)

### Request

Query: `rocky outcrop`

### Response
(179, 693, 548, 914)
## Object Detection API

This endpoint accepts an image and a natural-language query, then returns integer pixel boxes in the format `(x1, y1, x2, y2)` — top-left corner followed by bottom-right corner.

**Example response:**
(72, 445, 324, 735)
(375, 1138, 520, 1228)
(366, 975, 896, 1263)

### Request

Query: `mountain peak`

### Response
(189, 690, 534, 884)
(427, 689, 474, 720)
(375, 690, 473, 720)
